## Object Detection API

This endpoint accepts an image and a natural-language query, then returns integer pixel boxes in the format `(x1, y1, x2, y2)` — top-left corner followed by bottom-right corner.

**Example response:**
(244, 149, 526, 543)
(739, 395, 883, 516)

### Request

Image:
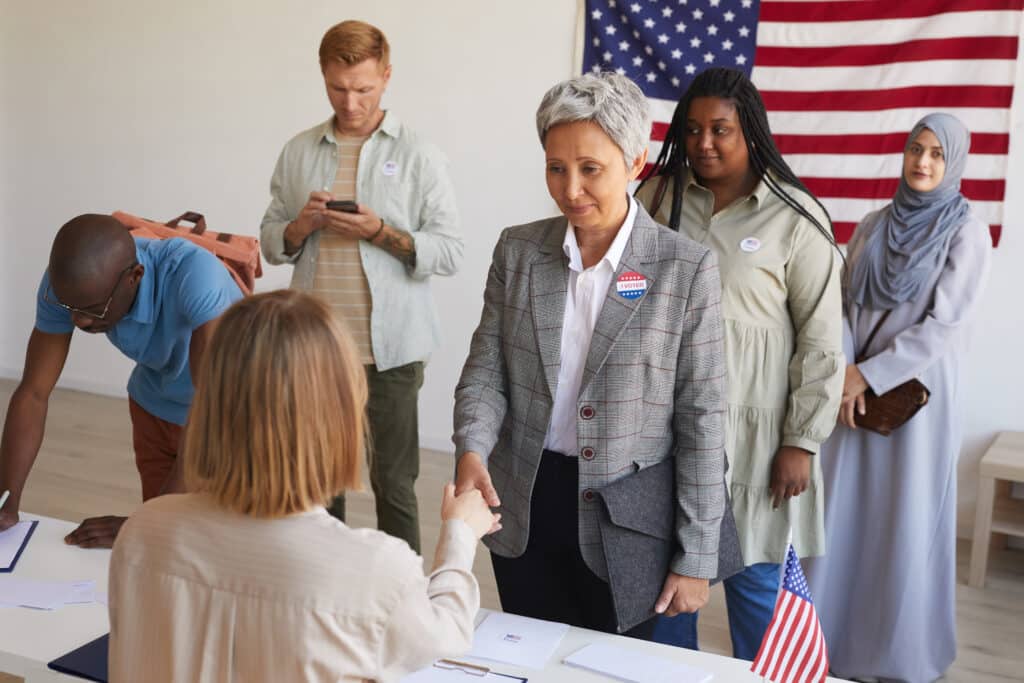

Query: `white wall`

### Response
(1, 1, 1021, 537)
(0, 0, 575, 431)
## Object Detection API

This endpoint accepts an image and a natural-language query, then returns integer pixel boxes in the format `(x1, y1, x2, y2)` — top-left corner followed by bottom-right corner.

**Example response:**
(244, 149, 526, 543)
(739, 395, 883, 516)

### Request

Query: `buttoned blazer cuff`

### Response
(454, 439, 492, 465)
(671, 551, 718, 580)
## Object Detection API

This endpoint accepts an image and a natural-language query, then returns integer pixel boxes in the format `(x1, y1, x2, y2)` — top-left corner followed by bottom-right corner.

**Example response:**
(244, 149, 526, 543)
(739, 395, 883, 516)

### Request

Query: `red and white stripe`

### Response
(751, 589, 829, 683)
(646, 0, 1023, 245)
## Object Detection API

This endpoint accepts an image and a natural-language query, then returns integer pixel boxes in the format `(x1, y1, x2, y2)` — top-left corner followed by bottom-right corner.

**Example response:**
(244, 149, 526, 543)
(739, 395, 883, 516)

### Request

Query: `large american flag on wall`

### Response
(580, 0, 1024, 245)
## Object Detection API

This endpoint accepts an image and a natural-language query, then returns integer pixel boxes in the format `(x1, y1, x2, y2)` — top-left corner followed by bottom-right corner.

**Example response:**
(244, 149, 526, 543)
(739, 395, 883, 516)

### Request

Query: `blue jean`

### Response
(651, 562, 781, 660)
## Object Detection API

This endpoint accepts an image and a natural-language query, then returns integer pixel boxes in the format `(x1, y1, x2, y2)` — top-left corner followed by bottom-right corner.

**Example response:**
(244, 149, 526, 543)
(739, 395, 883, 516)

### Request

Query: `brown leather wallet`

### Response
(854, 310, 930, 436)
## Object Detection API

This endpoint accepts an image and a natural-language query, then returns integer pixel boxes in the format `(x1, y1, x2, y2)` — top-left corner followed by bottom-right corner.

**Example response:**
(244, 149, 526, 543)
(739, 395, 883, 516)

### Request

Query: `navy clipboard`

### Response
(47, 633, 109, 682)
(0, 519, 38, 572)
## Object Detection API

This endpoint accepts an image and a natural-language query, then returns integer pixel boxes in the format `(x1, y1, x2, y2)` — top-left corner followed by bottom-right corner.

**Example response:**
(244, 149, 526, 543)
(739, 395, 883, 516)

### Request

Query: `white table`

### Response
(0, 514, 110, 683)
(1, 514, 842, 683)
(458, 609, 844, 682)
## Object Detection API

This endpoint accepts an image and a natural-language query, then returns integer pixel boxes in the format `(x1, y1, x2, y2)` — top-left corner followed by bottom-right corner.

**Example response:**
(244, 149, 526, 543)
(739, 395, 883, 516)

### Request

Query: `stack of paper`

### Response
(564, 642, 714, 683)
(468, 612, 569, 669)
(0, 578, 98, 610)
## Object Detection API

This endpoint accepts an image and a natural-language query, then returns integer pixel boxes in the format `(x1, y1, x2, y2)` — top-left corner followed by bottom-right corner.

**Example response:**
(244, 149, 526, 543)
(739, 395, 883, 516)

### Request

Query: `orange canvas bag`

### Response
(112, 210, 262, 295)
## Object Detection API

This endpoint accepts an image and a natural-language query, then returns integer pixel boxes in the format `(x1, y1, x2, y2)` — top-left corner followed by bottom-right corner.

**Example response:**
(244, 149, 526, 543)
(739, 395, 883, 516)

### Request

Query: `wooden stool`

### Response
(969, 432, 1024, 588)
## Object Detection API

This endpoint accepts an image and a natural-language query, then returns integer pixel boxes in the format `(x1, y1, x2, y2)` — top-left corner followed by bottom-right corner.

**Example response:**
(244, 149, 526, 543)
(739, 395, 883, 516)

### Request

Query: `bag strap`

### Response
(856, 309, 893, 362)
(166, 211, 207, 235)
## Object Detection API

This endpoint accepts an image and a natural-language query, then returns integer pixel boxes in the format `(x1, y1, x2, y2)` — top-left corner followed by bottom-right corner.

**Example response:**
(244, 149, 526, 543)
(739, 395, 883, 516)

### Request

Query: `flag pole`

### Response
(572, 0, 586, 77)
(778, 526, 793, 597)
(755, 528, 793, 683)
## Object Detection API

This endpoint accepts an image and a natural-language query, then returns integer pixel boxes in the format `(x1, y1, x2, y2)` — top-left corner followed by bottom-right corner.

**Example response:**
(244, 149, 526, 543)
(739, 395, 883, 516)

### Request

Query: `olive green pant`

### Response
(328, 361, 424, 553)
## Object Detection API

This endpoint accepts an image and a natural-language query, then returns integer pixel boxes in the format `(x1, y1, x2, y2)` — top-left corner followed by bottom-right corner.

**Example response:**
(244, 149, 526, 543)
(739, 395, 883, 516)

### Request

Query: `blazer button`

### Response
(581, 447, 595, 460)
(580, 405, 595, 420)
(582, 489, 595, 502)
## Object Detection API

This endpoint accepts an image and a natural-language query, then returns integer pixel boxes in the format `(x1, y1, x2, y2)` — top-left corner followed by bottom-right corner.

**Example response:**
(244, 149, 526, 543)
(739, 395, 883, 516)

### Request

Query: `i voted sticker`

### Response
(382, 160, 398, 176)
(616, 271, 647, 299)
(739, 237, 762, 253)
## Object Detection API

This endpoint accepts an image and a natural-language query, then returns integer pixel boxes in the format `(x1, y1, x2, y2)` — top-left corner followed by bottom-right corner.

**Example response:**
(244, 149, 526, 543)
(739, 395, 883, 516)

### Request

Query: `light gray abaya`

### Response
(805, 114, 992, 683)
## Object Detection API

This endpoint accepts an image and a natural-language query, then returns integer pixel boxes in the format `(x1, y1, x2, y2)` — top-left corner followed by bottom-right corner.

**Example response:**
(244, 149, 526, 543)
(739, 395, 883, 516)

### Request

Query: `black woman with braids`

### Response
(634, 67, 844, 658)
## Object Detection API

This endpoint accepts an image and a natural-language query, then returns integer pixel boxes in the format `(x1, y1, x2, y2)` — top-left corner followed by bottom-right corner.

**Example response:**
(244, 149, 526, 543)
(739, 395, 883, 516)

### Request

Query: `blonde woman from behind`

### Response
(108, 290, 499, 683)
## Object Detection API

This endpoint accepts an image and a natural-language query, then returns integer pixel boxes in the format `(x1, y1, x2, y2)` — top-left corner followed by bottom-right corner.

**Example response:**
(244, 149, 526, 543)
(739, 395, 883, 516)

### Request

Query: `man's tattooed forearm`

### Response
(381, 227, 417, 268)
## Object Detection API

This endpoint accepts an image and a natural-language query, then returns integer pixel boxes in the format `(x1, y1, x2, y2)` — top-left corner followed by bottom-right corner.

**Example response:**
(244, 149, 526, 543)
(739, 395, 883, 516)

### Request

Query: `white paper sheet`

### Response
(401, 659, 527, 682)
(0, 520, 35, 570)
(66, 580, 97, 604)
(0, 577, 97, 610)
(468, 612, 568, 670)
(563, 642, 713, 683)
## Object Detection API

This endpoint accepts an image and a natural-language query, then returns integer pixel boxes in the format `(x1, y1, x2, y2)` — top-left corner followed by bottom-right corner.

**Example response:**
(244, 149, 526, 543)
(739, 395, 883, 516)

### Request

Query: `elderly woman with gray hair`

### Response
(453, 72, 730, 637)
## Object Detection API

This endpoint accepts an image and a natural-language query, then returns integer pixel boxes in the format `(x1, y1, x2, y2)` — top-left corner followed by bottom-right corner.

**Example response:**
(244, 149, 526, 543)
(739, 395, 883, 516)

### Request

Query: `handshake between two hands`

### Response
(441, 483, 502, 540)
(445, 451, 503, 539)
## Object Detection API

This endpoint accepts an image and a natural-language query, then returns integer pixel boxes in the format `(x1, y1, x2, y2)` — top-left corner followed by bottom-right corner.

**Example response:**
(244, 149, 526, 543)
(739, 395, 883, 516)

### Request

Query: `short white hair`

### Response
(536, 72, 652, 167)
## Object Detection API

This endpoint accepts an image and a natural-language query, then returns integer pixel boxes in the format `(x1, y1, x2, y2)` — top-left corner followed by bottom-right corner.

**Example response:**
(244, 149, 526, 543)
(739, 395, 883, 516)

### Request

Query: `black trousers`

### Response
(491, 450, 656, 640)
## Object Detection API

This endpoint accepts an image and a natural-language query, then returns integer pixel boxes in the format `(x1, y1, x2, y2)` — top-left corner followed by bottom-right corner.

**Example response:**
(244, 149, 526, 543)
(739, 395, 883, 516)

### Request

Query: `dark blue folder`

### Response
(0, 519, 38, 572)
(47, 633, 109, 682)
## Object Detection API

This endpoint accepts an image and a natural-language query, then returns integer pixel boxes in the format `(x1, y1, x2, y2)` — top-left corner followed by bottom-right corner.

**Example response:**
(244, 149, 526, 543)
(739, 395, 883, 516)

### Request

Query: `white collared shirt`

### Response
(544, 197, 638, 456)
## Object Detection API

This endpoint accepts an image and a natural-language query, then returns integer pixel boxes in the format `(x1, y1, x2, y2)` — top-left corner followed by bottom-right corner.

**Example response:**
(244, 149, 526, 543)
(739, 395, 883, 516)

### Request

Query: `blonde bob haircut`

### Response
(319, 19, 390, 71)
(184, 290, 367, 517)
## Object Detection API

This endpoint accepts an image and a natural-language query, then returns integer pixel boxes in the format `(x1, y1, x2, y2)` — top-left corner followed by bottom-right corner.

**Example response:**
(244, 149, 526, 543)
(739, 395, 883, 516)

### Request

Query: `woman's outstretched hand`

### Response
(441, 482, 501, 539)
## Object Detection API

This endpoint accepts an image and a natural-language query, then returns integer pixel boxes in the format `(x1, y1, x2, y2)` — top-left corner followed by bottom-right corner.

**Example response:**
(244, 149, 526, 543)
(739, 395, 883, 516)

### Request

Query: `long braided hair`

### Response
(636, 67, 839, 251)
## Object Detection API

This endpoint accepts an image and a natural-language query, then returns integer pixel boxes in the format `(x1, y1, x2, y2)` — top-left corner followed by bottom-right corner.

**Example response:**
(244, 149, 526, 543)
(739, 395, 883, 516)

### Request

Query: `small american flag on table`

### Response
(750, 544, 828, 683)
(580, 0, 1024, 245)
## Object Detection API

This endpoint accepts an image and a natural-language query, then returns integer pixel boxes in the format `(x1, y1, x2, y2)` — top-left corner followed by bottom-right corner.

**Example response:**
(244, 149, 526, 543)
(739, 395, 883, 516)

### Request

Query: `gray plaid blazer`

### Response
(454, 205, 726, 581)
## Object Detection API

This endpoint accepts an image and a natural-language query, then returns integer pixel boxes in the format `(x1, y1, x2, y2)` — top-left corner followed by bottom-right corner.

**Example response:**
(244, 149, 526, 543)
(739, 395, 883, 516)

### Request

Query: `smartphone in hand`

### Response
(326, 200, 359, 213)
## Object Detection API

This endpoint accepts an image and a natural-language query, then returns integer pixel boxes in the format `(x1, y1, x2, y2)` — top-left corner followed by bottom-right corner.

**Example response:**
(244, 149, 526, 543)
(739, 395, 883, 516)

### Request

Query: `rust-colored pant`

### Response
(129, 398, 183, 500)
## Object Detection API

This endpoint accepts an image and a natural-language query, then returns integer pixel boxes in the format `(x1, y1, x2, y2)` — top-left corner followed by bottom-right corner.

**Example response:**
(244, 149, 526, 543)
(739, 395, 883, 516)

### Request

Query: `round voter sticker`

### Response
(382, 160, 398, 176)
(616, 271, 647, 299)
(739, 237, 762, 253)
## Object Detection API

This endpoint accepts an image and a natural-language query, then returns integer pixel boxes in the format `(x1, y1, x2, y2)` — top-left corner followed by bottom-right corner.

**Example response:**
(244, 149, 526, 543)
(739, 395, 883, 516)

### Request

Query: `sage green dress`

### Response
(636, 171, 843, 563)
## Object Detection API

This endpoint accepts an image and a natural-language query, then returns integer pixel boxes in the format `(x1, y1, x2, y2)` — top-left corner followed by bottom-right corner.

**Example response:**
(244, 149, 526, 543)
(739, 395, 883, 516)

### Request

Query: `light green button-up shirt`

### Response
(636, 171, 843, 563)
(260, 111, 463, 371)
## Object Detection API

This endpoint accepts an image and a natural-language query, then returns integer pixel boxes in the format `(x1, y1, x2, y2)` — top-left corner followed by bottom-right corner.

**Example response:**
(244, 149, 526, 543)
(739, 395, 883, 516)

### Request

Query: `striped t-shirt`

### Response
(311, 133, 374, 364)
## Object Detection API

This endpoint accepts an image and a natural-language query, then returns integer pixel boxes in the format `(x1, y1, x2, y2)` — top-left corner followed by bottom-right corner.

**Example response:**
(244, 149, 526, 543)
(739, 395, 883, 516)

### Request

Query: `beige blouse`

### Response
(636, 171, 843, 563)
(108, 493, 480, 683)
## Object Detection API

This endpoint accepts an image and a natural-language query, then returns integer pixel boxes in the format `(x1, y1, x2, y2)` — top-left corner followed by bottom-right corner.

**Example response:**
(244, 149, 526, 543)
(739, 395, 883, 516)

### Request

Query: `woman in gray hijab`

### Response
(806, 113, 992, 683)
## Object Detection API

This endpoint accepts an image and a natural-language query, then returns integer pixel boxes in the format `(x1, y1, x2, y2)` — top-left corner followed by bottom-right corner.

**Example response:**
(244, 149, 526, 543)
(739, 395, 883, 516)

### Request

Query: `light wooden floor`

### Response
(2, 379, 1022, 682)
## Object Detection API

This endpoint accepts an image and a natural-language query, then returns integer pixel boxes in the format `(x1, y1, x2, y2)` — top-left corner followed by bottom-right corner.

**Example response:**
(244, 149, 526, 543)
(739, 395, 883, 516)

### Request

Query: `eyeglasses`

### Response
(44, 262, 138, 321)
